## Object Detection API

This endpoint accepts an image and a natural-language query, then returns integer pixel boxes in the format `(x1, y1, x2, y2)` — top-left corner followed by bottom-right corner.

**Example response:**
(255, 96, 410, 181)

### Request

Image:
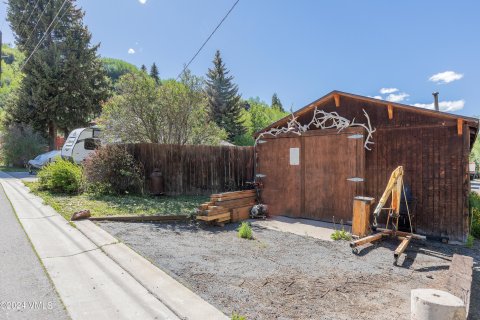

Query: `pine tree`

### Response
(205, 50, 244, 140)
(140, 64, 147, 73)
(150, 62, 160, 84)
(271, 93, 284, 112)
(7, 0, 109, 148)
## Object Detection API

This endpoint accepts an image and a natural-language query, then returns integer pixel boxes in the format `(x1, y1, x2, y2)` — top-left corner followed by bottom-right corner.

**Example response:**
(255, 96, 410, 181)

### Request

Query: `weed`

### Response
(466, 234, 474, 248)
(231, 312, 247, 320)
(470, 192, 480, 238)
(238, 222, 253, 240)
(331, 218, 352, 241)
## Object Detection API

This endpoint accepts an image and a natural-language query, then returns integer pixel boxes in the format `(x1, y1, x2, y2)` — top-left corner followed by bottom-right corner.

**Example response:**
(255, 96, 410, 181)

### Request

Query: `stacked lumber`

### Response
(196, 189, 256, 225)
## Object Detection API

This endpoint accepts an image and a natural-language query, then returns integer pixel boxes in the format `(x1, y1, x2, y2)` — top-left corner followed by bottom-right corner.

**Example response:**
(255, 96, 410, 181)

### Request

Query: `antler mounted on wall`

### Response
(255, 107, 376, 150)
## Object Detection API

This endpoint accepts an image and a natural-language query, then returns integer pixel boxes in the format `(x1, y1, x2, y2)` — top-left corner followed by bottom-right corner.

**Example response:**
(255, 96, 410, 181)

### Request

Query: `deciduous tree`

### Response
(100, 72, 226, 145)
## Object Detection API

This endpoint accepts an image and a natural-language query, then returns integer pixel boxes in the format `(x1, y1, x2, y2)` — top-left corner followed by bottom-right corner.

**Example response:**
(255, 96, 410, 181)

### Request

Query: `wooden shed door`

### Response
(257, 128, 365, 222)
(257, 136, 302, 217)
(302, 129, 365, 222)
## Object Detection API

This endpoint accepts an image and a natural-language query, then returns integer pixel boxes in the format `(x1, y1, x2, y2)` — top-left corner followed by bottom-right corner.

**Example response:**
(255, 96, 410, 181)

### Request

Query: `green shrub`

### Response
(470, 192, 480, 238)
(238, 222, 253, 240)
(231, 312, 247, 320)
(83, 145, 144, 195)
(38, 159, 83, 194)
(0, 124, 47, 167)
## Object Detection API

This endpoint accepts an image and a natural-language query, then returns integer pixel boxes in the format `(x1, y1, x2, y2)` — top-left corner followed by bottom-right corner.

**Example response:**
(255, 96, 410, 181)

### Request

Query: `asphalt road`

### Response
(0, 183, 69, 320)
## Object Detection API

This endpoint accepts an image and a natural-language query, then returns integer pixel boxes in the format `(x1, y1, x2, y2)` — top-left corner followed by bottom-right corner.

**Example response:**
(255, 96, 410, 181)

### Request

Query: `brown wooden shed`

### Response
(255, 91, 479, 243)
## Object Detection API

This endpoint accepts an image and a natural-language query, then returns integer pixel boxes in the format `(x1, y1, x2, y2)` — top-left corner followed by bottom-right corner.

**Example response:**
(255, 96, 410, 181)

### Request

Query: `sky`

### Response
(1, 0, 479, 117)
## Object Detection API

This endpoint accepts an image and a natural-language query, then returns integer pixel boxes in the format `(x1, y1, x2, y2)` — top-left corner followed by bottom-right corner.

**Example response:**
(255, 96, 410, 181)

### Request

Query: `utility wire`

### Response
(19, 0, 42, 37)
(23, 0, 53, 48)
(20, 0, 68, 71)
(176, 0, 240, 80)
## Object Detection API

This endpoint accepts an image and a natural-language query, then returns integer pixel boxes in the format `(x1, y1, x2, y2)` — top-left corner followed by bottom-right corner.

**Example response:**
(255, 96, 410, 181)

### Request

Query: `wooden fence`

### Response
(124, 144, 255, 195)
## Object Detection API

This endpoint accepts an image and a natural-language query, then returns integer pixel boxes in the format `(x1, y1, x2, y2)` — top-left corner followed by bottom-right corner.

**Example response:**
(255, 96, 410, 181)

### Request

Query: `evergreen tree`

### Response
(271, 93, 284, 112)
(7, 0, 109, 148)
(140, 64, 147, 73)
(205, 50, 244, 140)
(150, 62, 160, 84)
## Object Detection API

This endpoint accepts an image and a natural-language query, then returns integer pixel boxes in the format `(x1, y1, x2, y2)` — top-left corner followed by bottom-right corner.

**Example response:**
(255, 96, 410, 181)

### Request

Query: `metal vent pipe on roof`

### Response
(432, 92, 439, 111)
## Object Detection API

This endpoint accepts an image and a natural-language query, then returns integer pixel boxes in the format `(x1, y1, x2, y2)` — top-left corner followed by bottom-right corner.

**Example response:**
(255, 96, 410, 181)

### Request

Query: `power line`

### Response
(176, 0, 240, 80)
(19, 0, 42, 37)
(23, 0, 53, 49)
(20, 0, 68, 71)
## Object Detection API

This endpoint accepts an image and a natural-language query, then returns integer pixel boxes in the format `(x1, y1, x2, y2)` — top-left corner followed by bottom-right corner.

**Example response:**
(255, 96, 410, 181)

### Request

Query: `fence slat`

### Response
(124, 144, 254, 195)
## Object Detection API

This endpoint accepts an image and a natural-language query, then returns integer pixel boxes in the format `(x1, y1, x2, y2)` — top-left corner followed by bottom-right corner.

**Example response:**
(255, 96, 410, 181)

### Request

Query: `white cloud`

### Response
(429, 71, 463, 84)
(413, 99, 465, 112)
(379, 88, 398, 94)
(372, 95, 383, 100)
(128, 48, 135, 54)
(386, 92, 409, 103)
(138, 0, 147, 4)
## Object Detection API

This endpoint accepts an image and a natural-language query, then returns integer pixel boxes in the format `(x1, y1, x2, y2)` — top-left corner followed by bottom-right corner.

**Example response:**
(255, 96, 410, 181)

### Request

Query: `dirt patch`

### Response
(98, 221, 480, 320)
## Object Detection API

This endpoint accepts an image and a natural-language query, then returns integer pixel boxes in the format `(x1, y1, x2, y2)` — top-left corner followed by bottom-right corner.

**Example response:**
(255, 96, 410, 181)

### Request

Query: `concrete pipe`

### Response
(411, 289, 466, 320)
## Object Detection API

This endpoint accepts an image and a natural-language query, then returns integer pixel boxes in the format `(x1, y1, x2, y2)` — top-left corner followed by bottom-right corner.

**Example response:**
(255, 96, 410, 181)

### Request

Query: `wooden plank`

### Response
(231, 205, 252, 222)
(214, 199, 255, 210)
(350, 233, 385, 248)
(89, 215, 188, 222)
(196, 212, 231, 221)
(394, 235, 411, 258)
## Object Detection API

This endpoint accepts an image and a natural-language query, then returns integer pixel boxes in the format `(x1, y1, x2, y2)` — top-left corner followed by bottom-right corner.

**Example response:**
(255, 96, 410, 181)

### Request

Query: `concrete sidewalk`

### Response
(0, 172, 227, 320)
(251, 216, 351, 242)
(0, 183, 69, 320)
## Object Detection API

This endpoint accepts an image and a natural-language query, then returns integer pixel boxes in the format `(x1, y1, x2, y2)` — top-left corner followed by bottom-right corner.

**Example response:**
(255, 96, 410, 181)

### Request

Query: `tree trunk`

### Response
(48, 121, 56, 151)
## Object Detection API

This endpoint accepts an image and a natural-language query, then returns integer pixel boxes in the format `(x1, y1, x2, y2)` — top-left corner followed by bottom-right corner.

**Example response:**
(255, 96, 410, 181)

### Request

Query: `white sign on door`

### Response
(290, 148, 300, 165)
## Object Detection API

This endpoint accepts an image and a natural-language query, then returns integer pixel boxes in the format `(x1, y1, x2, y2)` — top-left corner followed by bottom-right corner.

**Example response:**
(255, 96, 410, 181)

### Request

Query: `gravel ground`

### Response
(98, 221, 480, 320)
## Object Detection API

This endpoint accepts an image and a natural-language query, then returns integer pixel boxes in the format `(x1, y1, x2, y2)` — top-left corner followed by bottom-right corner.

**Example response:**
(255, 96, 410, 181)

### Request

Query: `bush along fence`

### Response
(124, 144, 255, 195)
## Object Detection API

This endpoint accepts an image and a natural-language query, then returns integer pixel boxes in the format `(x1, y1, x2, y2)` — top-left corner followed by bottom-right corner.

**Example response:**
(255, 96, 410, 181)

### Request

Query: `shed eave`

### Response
(255, 90, 479, 137)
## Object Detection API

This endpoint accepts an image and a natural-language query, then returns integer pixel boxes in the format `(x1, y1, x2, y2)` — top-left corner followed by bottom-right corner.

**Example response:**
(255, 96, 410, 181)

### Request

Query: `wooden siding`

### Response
(124, 144, 254, 195)
(258, 94, 472, 242)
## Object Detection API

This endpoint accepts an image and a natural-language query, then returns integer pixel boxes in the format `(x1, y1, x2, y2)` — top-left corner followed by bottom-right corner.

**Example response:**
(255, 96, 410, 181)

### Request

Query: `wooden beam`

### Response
(333, 94, 340, 107)
(394, 235, 412, 258)
(457, 119, 463, 136)
(350, 232, 385, 248)
(387, 104, 393, 120)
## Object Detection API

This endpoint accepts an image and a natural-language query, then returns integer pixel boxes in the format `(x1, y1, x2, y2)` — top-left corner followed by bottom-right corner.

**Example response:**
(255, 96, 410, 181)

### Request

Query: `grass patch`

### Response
(0, 166, 29, 172)
(24, 181, 208, 221)
(238, 222, 253, 240)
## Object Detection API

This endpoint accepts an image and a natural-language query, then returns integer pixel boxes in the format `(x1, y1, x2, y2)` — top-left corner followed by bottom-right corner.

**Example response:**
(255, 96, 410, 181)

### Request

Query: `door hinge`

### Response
(348, 134, 364, 139)
(347, 177, 364, 182)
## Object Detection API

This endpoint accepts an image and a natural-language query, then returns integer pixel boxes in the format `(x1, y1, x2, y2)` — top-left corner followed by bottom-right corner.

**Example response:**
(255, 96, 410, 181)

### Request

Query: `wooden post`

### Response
(387, 104, 393, 120)
(352, 196, 375, 237)
(457, 119, 463, 136)
(334, 94, 340, 107)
